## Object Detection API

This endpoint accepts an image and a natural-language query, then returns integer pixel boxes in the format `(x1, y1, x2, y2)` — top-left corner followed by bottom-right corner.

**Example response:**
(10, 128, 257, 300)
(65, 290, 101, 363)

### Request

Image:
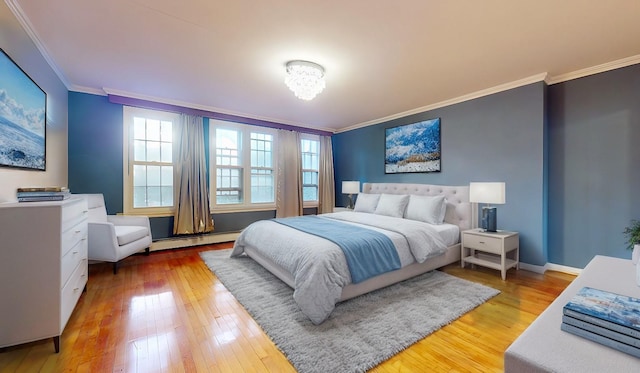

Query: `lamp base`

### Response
(347, 195, 355, 209)
(481, 207, 497, 232)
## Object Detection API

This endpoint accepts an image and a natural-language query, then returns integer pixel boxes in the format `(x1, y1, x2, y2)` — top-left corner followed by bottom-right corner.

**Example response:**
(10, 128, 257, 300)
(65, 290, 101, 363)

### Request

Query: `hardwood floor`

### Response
(0, 243, 574, 372)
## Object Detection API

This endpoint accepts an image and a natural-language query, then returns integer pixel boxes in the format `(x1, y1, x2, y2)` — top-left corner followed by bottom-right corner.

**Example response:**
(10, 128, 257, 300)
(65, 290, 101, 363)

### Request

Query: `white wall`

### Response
(0, 2, 68, 202)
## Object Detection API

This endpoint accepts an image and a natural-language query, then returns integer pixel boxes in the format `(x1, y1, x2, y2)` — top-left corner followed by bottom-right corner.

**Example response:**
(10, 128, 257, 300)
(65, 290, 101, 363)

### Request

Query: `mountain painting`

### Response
(385, 118, 440, 173)
(0, 49, 46, 171)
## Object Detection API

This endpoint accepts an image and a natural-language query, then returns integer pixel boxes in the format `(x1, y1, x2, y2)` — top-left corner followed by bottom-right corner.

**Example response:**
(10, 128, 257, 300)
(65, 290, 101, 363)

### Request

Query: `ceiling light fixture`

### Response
(284, 60, 326, 101)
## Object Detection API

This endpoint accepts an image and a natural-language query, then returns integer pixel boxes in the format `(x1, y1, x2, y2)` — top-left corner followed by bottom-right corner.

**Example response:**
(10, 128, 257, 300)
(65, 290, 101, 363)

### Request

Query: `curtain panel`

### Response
(318, 136, 335, 214)
(276, 130, 303, 217)
(173, 114, 215, 235)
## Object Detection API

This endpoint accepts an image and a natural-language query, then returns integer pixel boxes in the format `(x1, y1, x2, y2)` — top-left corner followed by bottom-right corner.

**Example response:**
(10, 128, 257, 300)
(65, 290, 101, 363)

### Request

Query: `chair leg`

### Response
(113, 261, 119, 275)
(145, 247, 150, 256)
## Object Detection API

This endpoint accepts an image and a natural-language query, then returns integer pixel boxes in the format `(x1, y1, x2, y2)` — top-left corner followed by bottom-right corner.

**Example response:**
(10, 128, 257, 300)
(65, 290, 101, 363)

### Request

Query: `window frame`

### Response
(209, 119, 278, 212)
(123, 106, 179, 216)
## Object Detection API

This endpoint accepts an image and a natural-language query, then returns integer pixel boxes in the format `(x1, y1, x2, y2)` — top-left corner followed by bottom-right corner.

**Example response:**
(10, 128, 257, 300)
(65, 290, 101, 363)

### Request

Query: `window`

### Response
(301, 136, 320, 204)
(123, 107, 178, 215)
(211, 120, 276, 210)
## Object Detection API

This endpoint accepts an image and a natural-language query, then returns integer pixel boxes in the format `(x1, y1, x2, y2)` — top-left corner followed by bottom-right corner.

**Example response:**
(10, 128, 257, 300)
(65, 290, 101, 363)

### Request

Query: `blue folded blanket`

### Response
(272, 216, 401, 283)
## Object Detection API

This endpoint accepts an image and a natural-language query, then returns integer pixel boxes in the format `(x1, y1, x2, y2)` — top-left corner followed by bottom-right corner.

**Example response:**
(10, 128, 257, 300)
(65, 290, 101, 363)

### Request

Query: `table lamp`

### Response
(342, 181, 360, 209)
(469, 182, 506, 232)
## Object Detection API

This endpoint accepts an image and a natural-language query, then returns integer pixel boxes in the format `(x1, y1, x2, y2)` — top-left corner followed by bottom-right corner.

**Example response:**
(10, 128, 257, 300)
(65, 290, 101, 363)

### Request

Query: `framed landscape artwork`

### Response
(385, 118, 441, 174)
(0, 48, 47, 171)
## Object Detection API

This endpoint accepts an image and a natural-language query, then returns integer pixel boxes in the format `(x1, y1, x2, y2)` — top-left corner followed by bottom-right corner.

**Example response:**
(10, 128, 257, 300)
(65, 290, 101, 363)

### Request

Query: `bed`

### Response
(231, 182, 473, 324)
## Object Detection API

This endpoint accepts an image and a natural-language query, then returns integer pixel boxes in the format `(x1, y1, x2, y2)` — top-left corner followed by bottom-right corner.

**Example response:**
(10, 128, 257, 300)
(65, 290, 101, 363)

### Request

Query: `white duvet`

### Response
(231, 211, 448, 324)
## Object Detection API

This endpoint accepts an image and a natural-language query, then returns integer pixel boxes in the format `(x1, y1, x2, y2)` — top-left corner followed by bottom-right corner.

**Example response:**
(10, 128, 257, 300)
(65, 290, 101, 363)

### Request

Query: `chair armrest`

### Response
(107, 215, 151, 229)
(87, 221, 120, 261)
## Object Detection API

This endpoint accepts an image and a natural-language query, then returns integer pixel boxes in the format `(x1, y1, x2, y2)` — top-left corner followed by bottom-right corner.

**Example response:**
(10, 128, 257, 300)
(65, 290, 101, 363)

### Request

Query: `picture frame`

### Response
(385, 118, 440, 174)
(0, 48, 47, 171)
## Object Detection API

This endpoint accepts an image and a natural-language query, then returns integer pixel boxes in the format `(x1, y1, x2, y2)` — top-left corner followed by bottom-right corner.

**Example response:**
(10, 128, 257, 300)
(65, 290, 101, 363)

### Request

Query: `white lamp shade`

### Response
(469, 182, 506, 204)
(342, 181, 360, 194)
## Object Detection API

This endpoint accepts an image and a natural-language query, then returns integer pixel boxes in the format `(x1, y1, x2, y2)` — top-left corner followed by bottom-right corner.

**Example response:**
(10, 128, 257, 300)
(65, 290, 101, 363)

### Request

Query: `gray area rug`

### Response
(200, 249, 499, 373)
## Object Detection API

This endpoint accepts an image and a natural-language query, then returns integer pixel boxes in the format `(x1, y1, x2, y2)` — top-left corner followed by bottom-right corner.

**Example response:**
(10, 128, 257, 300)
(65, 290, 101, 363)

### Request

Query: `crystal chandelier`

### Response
(284, 60, 326, 100)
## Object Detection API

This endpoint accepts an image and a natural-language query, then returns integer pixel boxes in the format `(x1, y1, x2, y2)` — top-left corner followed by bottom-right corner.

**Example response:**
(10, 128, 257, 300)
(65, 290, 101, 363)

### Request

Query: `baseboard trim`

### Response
(518, 262, 546, 274)
(150, 232, 240, 251)
(545, 262, 582, 276)
(518, 261, 582, 275)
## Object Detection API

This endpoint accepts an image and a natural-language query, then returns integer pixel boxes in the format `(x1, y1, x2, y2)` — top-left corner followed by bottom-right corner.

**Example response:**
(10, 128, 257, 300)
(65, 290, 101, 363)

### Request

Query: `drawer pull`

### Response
(75, 230, 81, 233)
(479, 241, 485, 244)
(73, 287, 80, 292)
(73, 251, 78, 254)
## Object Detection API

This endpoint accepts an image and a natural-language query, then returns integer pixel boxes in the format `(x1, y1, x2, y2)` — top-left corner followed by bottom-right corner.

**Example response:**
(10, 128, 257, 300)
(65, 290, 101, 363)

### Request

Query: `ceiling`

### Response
(9, 0, 640, 133)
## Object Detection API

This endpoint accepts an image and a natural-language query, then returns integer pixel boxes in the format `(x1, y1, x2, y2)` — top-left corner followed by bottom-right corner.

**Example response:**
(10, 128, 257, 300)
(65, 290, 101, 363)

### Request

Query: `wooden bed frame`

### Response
(244, 182, 473, 301)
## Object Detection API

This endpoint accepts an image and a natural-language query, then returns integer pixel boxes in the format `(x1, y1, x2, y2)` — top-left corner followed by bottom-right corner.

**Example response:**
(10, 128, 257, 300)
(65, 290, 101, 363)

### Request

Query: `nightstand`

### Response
(461, 228, 519, 280)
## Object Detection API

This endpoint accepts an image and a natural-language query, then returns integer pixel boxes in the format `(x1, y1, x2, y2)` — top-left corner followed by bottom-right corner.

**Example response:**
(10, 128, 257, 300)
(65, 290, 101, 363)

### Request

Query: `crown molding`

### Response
(546, 54, 640, 85)
(69, 84, 107, 96)
(5, 0, 72, 89)
(336, 73, 548, 133)
(101, 88, 336, 134)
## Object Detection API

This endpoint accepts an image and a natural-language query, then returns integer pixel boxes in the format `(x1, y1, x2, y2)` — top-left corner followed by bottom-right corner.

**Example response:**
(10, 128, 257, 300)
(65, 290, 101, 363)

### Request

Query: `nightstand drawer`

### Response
(464, 234, 502, 254)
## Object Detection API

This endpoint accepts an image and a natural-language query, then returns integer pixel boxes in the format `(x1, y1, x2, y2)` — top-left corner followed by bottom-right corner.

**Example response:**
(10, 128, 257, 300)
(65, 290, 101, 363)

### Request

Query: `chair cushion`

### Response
(114, 225, 149, 246)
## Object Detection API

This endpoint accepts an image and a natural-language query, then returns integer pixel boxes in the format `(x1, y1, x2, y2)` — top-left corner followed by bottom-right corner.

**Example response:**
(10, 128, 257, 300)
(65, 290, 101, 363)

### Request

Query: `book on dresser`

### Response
(561, 286, 640, 358)
(17, 186, 71, 202)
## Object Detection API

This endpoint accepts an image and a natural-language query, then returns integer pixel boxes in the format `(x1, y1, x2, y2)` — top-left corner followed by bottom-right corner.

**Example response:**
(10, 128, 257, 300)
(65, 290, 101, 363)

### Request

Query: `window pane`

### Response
(216, 128, 240, 167)
(161, 186, 173, 206)
(160, 121, 172, 142)
(216, 128, 239, 150)
(161, 166, 173, 186)
(147, 141, 161, 162)
(303, 186, 318, 201)
(147, 165, 161, 186)
(147, 186, 161, 207)
(133, 165, 146, 186)
(251, 169, 274, 203)
(147, 119, 160, 141)
(133, 186, 147, 208)
(216, 191, 241, 204)
(134, 140, 146, 161)
(133, 117, 146, 140)
(161, 142, 172, 162)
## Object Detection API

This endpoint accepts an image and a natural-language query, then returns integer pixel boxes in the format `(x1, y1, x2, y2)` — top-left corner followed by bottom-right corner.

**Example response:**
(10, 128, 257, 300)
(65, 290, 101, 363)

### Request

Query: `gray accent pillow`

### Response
(353, 193, 380, 213)
(405, 195, 446, 224)
(374, 194, 410, 218)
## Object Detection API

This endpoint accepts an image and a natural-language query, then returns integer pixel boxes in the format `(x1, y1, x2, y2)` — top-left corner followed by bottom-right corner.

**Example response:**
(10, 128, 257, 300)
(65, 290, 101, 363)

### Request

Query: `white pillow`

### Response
(353, 193, 380, 213)
(404, 195, 446, 224)
(374, 194, 410, 218)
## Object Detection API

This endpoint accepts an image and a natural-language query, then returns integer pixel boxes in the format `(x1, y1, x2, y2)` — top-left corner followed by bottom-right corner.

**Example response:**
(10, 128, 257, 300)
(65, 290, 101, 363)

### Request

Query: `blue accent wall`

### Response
(548, 64, 640, 268)
(333, 83, 548, 266)
(68, 92, 123, 214)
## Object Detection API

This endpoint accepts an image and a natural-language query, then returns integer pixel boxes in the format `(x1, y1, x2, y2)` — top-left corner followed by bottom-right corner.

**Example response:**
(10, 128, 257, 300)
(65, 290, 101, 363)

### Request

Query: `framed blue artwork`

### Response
(0, 48, 47, 171)
(385, 118, 440, 174)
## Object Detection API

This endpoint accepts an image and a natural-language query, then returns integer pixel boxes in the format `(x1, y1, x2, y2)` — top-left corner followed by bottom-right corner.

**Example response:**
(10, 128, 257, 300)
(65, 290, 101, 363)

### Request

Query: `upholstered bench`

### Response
(504, 255, 640, 372)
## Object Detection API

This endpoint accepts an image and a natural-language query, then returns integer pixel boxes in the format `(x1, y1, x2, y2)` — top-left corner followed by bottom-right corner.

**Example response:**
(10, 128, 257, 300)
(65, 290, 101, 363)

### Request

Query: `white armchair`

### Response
(84, 194, 152, 274)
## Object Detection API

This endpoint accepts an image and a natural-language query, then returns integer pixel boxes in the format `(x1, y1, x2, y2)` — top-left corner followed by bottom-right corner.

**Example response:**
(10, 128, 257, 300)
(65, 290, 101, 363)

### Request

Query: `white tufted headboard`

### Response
(362, 182, 473, 231)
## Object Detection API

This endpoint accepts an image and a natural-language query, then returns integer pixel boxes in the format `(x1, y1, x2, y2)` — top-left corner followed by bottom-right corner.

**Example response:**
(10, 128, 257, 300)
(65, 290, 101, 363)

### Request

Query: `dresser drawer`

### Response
(61, 198, 88, 232)
(61, 221, 87, 256)
(61, 239, 88, 287)
(464, 233, 502, 254)
(60, 260, 88, 329)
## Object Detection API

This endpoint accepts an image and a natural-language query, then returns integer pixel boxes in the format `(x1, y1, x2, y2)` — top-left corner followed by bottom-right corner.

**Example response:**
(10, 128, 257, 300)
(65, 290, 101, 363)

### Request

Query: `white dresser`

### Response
(0, 197, 88, 352)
